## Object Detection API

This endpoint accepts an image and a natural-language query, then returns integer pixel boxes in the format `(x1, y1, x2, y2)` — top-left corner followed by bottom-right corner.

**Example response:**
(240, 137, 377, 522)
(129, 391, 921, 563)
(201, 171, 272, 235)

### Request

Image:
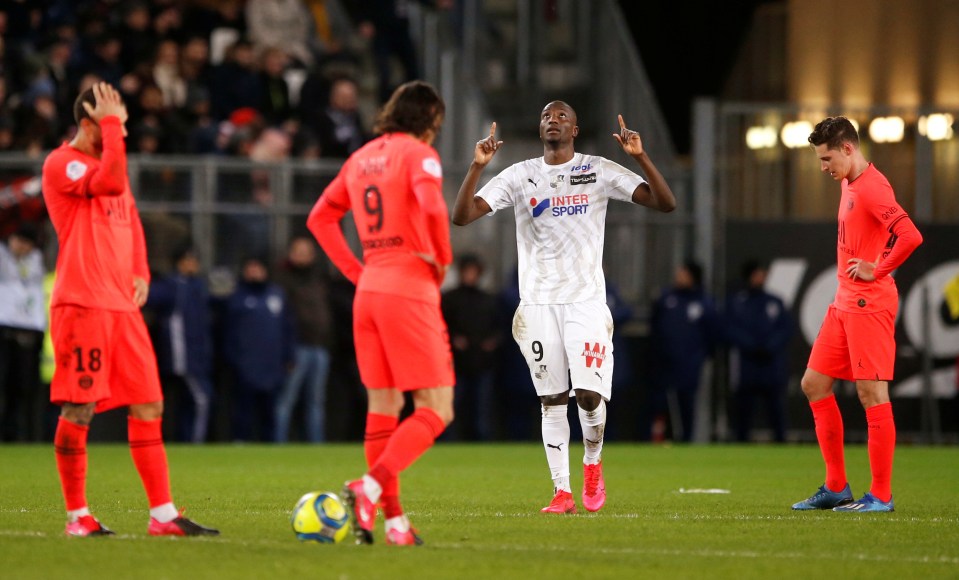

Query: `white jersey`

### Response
(477, 153, 645, 304)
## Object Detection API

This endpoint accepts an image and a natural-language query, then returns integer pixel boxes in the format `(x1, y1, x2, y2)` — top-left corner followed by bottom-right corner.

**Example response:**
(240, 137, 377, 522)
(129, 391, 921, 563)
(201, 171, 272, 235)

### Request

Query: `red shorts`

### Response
(807, 304, 896, 382)
(50, 305, 163, 412)
(353, 291, 454, 391)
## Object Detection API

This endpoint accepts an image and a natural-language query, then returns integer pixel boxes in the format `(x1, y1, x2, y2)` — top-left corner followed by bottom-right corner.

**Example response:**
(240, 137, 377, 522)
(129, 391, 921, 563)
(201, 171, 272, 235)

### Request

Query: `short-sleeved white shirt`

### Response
(477, 153, 645, 304)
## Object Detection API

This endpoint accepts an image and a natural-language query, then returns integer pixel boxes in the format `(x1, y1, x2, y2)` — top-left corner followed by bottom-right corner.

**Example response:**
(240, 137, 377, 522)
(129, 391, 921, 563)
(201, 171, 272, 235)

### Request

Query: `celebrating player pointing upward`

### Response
(792, 117, 922, 513)
(454, 102, 675, 513)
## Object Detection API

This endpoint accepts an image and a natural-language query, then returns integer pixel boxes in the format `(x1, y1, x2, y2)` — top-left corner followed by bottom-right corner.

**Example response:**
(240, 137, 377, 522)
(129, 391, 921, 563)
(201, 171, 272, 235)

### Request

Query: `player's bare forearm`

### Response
(631, 152, 677, 212)
(452, 162, 491, 226)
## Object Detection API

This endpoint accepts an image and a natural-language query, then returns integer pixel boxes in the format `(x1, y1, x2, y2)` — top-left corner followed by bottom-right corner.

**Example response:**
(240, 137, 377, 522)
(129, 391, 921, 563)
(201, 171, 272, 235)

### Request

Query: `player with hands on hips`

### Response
(791, 116, 922, 513)
(454, 102, 676, 514)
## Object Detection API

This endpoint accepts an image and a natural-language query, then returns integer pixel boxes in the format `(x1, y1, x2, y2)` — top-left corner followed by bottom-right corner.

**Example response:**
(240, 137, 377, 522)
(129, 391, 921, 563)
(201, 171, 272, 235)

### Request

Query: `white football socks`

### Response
(67, 507, 90, 523)
(362, 474, 383, 505)
(150, 502, 178, 523)
(385, 514, 410, 533)
(541, 404, 571, 493)
(579, 399, 607, 465)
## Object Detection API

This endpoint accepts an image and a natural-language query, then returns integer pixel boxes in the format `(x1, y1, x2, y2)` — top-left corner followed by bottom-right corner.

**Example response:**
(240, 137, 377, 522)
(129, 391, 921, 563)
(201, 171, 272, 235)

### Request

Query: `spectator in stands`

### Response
(117, 0, 157, 73)
(88, 33, 124, 87)
(15, 91, 60, 156)
(258, 47, 294, 127)
(442, 254, 500, 440)
(211, 40, 262, 121)
(358, 0, 421, 103)
(152, 38, 187, 109)
(179, 36, 212, 98)
(147, 246, 215, 443)
(0, 224, 46, 441)
(246, 0, 317, 68)
(648, 261, 719, 442)
(274, 236, 334, 443)
(304, 0, 362, 67)
(223, 256, 295, 442)
(725, 260, 793, 443)
(310, 75, 368, 158)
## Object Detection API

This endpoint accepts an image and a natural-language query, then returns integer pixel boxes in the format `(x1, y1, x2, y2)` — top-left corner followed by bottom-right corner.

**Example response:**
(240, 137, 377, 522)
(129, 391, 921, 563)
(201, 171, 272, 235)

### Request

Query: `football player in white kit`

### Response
(453, 101, 676, 513)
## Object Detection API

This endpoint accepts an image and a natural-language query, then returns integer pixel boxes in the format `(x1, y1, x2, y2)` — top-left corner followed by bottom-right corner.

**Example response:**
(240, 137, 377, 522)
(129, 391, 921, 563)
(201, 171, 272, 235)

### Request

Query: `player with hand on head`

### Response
(792, 116, 922, 513)
(42, 82, 218, 537)
(453, 103, 676, 513)
(308, 80, 453, 545)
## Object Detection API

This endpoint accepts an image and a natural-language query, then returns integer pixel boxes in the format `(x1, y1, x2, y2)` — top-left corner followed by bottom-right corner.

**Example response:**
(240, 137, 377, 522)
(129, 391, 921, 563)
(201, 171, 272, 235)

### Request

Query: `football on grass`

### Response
(291, 491, 351, 543)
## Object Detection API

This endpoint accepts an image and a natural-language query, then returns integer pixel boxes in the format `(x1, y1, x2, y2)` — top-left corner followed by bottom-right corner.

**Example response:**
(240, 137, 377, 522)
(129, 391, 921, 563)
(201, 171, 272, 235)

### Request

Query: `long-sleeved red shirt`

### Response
(835, 163, 922, 313)
(307, 132, 451, 304)
(42, 116, 150, 312)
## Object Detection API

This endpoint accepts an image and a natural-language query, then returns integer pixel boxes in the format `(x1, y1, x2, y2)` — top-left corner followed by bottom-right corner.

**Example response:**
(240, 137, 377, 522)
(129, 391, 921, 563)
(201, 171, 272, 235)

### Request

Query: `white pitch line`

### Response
(2, 529, 956, 566)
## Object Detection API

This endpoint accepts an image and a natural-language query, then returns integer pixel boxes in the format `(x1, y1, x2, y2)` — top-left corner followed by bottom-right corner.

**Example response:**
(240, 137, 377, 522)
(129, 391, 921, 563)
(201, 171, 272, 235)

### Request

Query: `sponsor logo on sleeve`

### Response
(66, 161, 88, 181)
(422, 157, 442, 178)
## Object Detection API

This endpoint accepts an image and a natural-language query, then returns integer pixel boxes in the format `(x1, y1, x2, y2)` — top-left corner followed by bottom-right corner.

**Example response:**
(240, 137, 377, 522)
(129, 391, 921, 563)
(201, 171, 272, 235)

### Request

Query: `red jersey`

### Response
(308, 133, 452, 304)
(42, 116, 150, 312)
(834, 163, 922, 313)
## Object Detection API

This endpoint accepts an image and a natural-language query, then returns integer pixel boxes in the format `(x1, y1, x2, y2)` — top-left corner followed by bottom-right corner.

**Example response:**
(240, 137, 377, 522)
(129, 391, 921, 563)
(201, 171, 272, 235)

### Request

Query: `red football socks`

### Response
(368, 408, 446, 495)
(866, 402, 896, 502)
(364, 413, 402, 516)
(128, 417, 173, 508)
(810, 395, 847, 493)
(55, 417, 89, 511)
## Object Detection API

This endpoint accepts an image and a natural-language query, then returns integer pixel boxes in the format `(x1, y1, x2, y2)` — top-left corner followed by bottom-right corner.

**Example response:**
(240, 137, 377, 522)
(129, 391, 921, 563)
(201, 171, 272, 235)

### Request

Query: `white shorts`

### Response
(511, 301, 615, 400)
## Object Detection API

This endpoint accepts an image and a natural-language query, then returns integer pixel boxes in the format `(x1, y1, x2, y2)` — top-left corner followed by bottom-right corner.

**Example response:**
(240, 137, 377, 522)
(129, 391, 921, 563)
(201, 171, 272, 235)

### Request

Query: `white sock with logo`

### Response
(67, 507, 90, 523)
(362, 474, 383, 505)
(150, 502, 179, 523)
(541, 404, 571, 493)
(579, 399, 607, 465)
(385, 514, 410, 533)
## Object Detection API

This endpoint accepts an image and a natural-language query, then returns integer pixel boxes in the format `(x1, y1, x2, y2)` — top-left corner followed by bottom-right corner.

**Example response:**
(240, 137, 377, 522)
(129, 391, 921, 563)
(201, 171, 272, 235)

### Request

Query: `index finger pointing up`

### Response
(617, 114, 627, 130)
(490, 122, 497, 139)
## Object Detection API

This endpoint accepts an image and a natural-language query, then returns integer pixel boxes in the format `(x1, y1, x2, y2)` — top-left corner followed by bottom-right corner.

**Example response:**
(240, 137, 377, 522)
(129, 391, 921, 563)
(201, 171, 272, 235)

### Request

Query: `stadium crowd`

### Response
(0, 0, 447, 159)
(0, 1, 807, 446)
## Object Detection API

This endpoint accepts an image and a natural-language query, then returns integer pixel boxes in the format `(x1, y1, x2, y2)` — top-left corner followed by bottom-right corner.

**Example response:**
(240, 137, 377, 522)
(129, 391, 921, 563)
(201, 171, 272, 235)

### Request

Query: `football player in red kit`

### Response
(43, 82, 218, 536)
(792, 116, 922, 513)
(308, 81, 453, 545)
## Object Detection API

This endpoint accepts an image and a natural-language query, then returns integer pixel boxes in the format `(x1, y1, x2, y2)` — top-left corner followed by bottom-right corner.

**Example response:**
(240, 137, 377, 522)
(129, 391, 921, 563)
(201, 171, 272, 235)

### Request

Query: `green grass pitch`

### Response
(2, 443, 957, 579)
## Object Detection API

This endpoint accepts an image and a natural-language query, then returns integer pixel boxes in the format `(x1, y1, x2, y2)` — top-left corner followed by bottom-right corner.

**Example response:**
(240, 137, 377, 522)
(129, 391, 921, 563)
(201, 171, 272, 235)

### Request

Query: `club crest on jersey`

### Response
(582, 342, 607, 368)
(534, 364, 549, 380)
(422, 157, 442, 178)
(66, 161, 88, 181)
(549, 174, 565, 188)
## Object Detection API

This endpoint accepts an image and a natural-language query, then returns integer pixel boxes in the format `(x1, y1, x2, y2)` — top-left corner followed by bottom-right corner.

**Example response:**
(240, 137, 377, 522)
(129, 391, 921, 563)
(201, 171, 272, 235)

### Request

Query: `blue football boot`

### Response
(832, 492, 894, 512)
(791, 483, 854, 510)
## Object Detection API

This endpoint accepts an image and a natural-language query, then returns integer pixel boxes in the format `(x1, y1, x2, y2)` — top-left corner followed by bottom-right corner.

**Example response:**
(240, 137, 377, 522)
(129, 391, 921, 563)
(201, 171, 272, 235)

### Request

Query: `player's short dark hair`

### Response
(457, 253, 484, 272)
(73, 87, 97, 125)
(374, 81, 445, 137)
(808, 116, 859, 150)
(683, 260, 703, 288)
(741, 259, 767, 282)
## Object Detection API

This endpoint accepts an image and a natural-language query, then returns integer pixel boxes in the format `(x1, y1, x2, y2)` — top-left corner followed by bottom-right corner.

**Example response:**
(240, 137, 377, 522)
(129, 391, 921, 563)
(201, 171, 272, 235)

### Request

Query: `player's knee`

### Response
(800, 373, 827, 400)
(540, 392, 569, 407)
(129, 401, 164, 421)
(61, 403, 96, 426)
(575, 390, 602, 412)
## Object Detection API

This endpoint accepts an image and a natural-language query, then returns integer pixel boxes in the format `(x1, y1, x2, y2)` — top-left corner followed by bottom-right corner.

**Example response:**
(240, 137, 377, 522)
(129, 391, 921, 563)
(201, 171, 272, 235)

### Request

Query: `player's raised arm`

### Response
(452, 122, 501, 226)
(84, 82, 130, 198)
(613, 115, 677, 213)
